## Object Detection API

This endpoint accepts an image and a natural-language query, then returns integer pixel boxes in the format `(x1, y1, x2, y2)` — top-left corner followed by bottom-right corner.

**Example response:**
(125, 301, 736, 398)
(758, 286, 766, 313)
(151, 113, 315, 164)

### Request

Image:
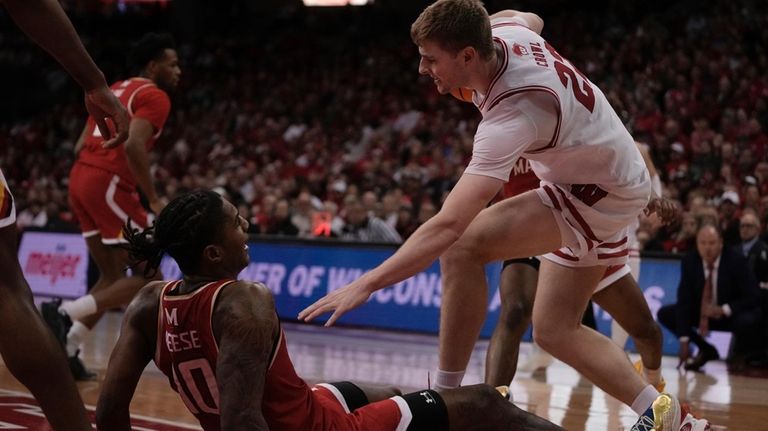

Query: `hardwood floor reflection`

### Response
(1, 312, 763, 430)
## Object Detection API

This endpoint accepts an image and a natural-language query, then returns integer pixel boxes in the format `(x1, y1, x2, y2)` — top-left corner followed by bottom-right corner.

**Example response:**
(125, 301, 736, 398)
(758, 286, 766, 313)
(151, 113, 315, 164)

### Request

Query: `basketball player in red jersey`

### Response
(485, 151, 666, 395)
(97, 190, 564, 431)
(1, 0, 129, 428)
(43, 32, 181, 379)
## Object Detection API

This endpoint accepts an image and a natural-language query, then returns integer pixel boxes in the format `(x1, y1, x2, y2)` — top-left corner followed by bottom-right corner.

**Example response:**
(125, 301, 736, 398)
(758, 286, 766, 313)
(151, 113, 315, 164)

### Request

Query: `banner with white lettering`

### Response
(19, 231, 88, 298)
(160, 242, 503, 335)
(21, 231, 707, 355)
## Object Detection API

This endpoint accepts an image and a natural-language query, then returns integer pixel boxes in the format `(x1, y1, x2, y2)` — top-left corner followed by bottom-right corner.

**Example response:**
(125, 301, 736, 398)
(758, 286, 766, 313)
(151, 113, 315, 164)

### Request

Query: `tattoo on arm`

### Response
(214, 282, 278, 431)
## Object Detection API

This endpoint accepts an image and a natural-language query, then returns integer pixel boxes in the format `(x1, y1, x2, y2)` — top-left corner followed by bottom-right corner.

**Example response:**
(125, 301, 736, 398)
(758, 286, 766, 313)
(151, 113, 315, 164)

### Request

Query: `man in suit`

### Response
(658, 223, 762, 371)
(737, 212, 768, 287)
(736, 211, 768, 365)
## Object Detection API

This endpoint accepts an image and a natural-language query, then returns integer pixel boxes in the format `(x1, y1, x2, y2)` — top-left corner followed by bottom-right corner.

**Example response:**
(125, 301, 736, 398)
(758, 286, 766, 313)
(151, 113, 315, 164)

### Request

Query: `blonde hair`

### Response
(410, 0, 494, 59)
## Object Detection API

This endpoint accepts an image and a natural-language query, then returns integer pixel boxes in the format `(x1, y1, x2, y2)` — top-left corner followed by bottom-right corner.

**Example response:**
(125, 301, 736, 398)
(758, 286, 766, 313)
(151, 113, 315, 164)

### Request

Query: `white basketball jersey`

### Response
(472, 18, 649, 201)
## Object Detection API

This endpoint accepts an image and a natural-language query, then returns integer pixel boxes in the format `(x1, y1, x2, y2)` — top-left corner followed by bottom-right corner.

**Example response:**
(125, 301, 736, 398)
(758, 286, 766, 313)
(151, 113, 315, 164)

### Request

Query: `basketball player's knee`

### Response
(384, 385, 402, 397)
(635, 320, 662, 345)
(499, 299, 532, 330)
(441, 247, 467, 268)
(465, 384, 501, 413)
(442, 241, 483, 267)
(532, 323, 564, 353)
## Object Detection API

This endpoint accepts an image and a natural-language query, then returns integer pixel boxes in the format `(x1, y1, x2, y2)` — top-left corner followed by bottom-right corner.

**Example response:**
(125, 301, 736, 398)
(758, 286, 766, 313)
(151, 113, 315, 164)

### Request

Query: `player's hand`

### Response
(644, 197, 678, 225)
(298, 280, 373, 326)
(701, 303, 725, 320)
(677, 340, 690, 369)
(150, 197, 168, 215)
(85, 86, 129, 149)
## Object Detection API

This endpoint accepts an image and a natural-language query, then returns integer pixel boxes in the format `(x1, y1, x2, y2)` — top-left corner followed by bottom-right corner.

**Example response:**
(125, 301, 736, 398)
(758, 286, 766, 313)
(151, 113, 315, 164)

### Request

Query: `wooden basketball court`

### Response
(0, 312, 763, 430)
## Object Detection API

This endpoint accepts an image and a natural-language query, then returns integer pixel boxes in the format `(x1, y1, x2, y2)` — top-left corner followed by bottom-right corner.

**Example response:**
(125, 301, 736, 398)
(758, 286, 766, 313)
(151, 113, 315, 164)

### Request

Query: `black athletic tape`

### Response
(401, 389, 449, 431)
(327, 381, 370, 412)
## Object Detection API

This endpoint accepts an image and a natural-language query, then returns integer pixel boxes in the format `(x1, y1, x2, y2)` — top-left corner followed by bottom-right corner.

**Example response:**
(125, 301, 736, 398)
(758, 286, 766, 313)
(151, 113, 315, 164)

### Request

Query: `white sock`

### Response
(66, 321, 90, 357)
(644, 366, 662, 387)
(434, 369, 465, 390)
(59, 295, 98, 321)
(630, 384, 660, 415)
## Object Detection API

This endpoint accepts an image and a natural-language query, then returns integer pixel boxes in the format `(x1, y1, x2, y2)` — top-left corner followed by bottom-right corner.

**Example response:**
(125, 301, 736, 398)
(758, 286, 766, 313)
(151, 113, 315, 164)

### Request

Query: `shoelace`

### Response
(630, 414, 656, 431)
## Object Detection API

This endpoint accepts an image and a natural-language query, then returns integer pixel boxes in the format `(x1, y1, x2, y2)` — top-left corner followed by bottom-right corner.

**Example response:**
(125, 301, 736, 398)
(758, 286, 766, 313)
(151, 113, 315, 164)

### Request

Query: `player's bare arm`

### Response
(96, 281, 164, 430)
(636, 142, 659, 179)
(73, 125, 88, 155)
(213, 281, 277, 431)
(636, 142, 677, 223)
(299, 173, 502, 325)
(489, 10, 544, 35)
(3, 0, 130, 147)
(124, 118, 165, 213)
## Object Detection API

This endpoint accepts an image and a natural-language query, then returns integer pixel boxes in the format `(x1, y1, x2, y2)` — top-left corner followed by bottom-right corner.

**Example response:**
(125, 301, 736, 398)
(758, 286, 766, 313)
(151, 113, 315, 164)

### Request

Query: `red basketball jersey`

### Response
(501, 157, 540, 199)
(154, 280, 326, 431)
(77, 77, 170, 187)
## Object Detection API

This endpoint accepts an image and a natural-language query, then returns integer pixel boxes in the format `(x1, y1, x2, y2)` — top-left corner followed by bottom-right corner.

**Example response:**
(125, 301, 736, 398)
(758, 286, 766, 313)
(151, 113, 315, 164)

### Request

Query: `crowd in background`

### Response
(1, 0, 767, 250)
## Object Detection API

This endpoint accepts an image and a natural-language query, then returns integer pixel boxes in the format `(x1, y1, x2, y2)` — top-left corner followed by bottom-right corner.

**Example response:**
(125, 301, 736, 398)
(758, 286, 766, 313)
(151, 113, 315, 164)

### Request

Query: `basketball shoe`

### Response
(631, 393, 711, 431)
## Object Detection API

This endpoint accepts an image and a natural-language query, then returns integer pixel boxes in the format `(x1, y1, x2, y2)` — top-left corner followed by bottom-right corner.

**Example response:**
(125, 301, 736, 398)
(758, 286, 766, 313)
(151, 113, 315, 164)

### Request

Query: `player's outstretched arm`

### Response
(96, 282, 163, 431)
(214, 282, 278, 431)
(3, 0, 129, 148)
(489, 10, 544, 34)
(299, 173, 502, 325)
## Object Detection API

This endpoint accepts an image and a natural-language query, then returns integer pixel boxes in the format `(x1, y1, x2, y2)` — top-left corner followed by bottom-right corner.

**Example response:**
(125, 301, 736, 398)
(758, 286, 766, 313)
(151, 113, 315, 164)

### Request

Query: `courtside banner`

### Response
(21, 232, 703, 354)
(19, 231, 89, 299)
(159, 240, 503, 335)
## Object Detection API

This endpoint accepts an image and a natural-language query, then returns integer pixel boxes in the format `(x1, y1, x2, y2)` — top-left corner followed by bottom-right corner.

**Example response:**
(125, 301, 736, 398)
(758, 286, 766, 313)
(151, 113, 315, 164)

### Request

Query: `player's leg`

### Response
(0, 225, 91, 430)
(347, 384, 564, 431)
(533, 259, 657, 411)
(485, 260, 538, 386)
(592, 273, 664, 389)
(314, 381, 401, 408)
(611, 255, 640, 349)
(437, 191, 561, 388)
(441, 385, 564, 430)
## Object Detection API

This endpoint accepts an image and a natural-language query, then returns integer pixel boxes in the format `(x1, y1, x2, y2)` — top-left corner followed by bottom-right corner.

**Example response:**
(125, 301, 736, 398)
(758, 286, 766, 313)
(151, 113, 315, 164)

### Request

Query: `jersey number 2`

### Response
(545, 42, 595, 113)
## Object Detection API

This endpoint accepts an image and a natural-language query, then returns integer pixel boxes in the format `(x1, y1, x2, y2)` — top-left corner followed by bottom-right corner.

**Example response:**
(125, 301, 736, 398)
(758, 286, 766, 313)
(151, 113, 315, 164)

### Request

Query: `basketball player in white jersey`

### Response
(301, 1, 710, 430)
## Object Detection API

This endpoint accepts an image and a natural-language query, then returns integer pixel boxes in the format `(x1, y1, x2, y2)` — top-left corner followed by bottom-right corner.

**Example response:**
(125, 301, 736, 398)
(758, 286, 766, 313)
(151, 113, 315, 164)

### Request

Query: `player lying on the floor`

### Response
(95, 190, 565, 431)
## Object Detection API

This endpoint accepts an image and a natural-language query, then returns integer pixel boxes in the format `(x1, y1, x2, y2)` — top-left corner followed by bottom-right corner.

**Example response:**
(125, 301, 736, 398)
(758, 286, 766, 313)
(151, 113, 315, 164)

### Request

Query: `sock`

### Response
(66, 321, 90, 357)
(59, 295, 98, 321)
(434, 369, 465, 390)
(644, 366, 662, 387)
(630, 384, 660, 416)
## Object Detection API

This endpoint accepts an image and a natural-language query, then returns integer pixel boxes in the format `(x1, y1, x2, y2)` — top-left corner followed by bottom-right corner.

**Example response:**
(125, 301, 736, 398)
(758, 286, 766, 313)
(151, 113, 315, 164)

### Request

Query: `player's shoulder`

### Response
(217, 280, 276, 313)
(136, 83, 170, 102)
(490, 17, 536, 39)
(125, 280, 167, 326)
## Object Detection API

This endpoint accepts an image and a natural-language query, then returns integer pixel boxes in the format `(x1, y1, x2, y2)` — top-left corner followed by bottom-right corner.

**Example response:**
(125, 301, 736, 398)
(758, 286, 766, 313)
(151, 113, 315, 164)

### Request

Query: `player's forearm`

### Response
(125, 142, 159, 202)
(361, 214, 463, 293)
(95, 399, 132, 431)
(4, 0, 107, 91)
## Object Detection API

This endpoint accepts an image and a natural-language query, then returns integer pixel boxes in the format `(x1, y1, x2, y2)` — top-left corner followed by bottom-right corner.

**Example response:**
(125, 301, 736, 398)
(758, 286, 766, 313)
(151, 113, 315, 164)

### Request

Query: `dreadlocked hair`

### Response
(123, 190, 224, 278)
